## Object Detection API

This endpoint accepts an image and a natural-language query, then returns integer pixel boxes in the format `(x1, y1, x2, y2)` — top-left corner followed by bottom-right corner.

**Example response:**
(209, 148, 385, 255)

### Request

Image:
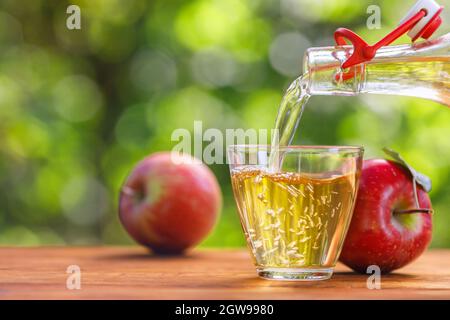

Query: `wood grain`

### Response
(0, 247, 449, 299)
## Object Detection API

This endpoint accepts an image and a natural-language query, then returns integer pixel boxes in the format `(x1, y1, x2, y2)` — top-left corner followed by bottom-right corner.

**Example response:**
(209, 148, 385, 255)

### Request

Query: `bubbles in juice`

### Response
(231, 167, 358, 269)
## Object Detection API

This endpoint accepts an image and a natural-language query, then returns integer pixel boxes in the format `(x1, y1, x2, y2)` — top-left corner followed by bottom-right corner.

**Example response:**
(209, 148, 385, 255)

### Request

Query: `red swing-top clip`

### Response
(334, 0, 443, 81)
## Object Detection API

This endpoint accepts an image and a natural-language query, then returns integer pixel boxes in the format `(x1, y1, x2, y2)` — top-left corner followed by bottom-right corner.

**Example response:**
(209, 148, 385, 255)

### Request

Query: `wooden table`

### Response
(0, 247, 449, 299)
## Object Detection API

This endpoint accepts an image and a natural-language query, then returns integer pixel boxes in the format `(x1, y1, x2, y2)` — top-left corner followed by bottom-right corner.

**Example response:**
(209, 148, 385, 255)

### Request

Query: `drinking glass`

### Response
(228, 145, 363, 281)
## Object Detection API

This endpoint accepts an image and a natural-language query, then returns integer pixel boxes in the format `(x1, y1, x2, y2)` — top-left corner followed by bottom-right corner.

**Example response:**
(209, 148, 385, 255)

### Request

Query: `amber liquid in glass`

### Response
(231, 168, 358, 269)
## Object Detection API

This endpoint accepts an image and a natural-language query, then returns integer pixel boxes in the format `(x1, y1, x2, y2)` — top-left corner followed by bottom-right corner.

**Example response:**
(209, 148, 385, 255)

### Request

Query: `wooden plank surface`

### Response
(0, 247, 449, 299)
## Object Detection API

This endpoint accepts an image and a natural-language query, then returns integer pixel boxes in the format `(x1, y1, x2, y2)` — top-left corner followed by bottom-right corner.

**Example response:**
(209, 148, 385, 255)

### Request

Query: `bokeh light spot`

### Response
(191, 47, 237, 88)
(269, 32, 310, 76)
(60, 175, 109, 226)
(115, 103, 153, 150)
(129, 50, 177, 93)
(281, 0, 366, 23)
(52, 75, 103, 122)
(175, 0, 250, 50)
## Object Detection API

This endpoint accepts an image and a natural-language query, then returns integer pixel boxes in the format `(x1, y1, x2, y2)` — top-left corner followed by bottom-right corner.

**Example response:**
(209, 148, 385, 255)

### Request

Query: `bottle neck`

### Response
(304, 33, 450, 106)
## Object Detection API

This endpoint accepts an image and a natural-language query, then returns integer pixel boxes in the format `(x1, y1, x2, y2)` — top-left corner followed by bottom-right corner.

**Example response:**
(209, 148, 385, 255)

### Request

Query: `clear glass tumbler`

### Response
(228, 145, 363, 281)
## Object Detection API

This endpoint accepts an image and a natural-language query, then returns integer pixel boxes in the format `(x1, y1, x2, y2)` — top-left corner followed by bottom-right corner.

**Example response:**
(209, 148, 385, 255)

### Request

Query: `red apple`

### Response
(119, 152, 221, 254)
(339, 159, 432, 273)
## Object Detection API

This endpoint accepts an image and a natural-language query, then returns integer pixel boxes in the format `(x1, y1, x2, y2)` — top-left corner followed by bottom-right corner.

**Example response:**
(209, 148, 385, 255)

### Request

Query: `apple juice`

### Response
(231, 167, 358, 269)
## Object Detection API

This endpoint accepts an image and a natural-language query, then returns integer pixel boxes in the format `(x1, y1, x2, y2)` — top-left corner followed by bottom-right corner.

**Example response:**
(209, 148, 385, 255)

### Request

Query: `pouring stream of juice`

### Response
(268, 75, 310, 171)
(269, 33, 450, 171)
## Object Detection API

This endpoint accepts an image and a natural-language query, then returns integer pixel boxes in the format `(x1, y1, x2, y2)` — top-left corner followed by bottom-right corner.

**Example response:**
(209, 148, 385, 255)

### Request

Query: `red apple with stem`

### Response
(340, 151, 432, 274)
(119, 152, 221, 254)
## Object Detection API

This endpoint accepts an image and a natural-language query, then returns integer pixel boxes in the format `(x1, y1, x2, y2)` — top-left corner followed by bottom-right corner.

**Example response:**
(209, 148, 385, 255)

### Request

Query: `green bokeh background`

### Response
(0, 0, 449, 247)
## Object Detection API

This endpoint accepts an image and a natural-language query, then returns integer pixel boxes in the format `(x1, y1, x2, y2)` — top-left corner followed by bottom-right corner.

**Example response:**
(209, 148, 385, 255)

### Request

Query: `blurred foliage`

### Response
(0, 0, 449, 247)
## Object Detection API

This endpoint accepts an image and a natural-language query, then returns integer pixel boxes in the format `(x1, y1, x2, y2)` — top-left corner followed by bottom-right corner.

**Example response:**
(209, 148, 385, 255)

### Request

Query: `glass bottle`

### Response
(304, 32, 450, 106)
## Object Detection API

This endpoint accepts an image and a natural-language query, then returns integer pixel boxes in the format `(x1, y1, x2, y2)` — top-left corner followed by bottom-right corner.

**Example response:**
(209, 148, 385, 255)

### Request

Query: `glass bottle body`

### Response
(304, 33, 450, 106)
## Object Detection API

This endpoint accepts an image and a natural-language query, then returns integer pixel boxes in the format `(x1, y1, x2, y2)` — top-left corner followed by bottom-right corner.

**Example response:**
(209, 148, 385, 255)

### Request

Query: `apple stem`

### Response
(412, 178, 420, 209)
(394, 178, 433, 214)
(393, 208, 433, 214)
